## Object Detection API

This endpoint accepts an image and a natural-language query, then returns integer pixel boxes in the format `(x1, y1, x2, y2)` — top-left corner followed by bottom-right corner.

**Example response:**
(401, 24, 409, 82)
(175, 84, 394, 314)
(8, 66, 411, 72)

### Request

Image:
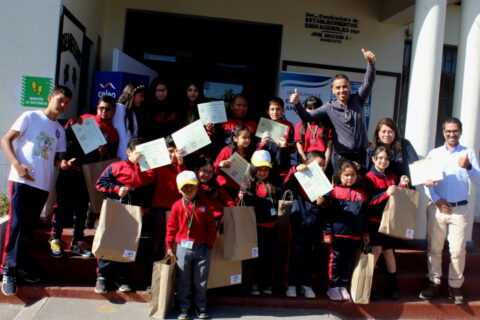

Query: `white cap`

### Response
(176, 170, 199, 190)
(251, 150, 272, 168)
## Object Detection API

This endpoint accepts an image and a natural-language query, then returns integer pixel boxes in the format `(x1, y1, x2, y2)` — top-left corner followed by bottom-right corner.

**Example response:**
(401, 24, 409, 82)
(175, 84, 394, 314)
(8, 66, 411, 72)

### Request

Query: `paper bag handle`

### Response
(281, 190, 293, 201)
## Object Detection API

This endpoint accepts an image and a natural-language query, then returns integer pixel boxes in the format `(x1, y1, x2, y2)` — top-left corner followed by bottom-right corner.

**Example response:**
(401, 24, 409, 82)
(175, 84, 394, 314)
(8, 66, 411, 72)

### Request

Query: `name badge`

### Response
(270, 207, 277, 216)
(181, 240, 194, 249)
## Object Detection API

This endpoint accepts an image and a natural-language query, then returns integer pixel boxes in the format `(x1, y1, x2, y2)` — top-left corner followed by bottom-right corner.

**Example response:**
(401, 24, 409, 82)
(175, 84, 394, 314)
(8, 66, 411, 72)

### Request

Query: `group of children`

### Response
(1, 83, 412, 320)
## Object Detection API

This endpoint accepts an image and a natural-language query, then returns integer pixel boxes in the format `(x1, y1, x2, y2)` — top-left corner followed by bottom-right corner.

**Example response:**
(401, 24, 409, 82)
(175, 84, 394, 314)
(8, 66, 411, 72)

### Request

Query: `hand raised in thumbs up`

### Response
(289, 88, 299, 105)
(361, 48, 376, 64)
(458, 152, 471, 169)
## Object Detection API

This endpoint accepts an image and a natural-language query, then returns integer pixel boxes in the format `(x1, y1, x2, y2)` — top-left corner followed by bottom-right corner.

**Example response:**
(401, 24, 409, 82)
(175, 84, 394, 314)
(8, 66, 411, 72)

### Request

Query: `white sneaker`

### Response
(286, 286, 297, 297)
(250, 284, 260, 296)
(339, 287, 351, 301)
(301, 285, 316, 299)
(327, 287, 342, 301)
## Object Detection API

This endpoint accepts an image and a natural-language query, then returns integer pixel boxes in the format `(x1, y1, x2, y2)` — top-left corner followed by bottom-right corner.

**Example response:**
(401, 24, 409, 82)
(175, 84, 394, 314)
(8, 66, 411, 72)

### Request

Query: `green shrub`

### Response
(0, 194, 9, 217)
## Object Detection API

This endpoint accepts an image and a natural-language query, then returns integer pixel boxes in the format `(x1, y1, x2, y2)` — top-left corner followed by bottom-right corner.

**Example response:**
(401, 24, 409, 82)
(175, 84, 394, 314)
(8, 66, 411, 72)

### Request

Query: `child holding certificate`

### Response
(294, 96, 333, 169)
(94, 137, 155, 294)
(322, 160, 369, 301)
(214, 126, 255, 198)
(283, 151, 326, 299)
(166, 171, 216, 320)
(194, 157, 234, 220)
(241, 150, 281, 296)
(50, 95, 119, 259)
(364, 146, 409, 300)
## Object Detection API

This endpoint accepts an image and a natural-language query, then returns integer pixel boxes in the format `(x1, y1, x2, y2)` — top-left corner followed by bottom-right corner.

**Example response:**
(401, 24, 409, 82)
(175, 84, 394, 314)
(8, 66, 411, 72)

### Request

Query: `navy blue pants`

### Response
(328, 236, 359, 287)
(96, 259, 129, 284)
(246, 226, 278, 288)
(1, 182, 49, 276)
(51, 168, 89, 242)
(287, 223, 320, 286)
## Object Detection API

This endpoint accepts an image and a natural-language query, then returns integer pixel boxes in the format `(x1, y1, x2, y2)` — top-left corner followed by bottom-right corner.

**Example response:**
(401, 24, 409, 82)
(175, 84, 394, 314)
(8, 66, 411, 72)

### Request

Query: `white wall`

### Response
(0, 0, 62, 193)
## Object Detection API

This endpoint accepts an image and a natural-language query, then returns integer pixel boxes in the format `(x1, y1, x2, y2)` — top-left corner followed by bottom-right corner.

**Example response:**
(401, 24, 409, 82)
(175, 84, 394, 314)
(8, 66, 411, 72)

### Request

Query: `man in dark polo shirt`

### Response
(290, 48, 376, 170)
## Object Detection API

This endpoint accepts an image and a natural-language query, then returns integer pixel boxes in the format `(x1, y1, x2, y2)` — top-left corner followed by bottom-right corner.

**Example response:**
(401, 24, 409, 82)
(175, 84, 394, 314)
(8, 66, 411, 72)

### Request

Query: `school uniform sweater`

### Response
(364, 168, 397, 223)
(151, 163, 185, 208)
(243, 181, 279, 227)
(165, 197, 217, 250)
(96, 160, 155, 206)
(294, 122, 332, 153)
(324, 184, 368, 240)
(214, 146, 248, 189)
(197, 181, 234, 218)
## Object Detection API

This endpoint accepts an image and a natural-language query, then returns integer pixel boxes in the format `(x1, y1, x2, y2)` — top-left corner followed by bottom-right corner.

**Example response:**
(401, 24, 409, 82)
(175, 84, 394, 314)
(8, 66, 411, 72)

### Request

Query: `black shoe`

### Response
(196, 308, 209, 319)
(449, 286, 464, 305)
(17, 269, 40, 284)
(386, 281, 399, 300)
(419, 281, 440, 300)
(94, 277, 107, 294)
(1, 275, 17, 296)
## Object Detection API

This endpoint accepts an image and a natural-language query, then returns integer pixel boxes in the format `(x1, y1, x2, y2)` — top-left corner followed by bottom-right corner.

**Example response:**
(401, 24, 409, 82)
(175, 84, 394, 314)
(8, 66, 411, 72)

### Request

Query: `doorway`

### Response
(123, 10, 283, 120)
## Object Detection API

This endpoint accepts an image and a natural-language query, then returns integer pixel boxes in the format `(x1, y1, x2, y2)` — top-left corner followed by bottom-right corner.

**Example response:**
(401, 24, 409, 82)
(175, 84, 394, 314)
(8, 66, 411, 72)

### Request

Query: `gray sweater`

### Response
(294, 63, 375, 154)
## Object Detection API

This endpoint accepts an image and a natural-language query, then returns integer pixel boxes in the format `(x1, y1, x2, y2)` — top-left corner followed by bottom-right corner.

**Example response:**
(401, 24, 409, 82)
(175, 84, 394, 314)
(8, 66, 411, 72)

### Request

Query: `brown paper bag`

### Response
(350, 246, 374, 304)
(92, 199, 142, 262)
(379, 188, 419, 239)
(223, 203, 258, 261)
(277, 190, 293, 245)
(208, 233, 242, 289)
(149, 255, 176, 319)
(82, 158, 119, 213)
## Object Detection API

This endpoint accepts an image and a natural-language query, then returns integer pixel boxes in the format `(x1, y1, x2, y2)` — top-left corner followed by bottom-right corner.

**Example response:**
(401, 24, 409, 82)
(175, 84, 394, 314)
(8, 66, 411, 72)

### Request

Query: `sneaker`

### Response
(250, 284, 260, 296)
(448, 286, 464, 305)
(196, 307, 209, 319)
(178, 309, 189, 320)
(339, 287, 350, 301)
(286, 286, 297, 298)
(1, 275, 17, 296)
(263, 286, 273, 295)
(50, 239, 63, 258)
(94, 277, 107, 294)
(117, 283, 131, 292)
(419, 281, 440, 300)
(17, 268, 40, 284)
(301, 285, 316, 299)
(146, 285, 152, 294)
(327, 287, 342, 301)
(70, 241, 92, 258)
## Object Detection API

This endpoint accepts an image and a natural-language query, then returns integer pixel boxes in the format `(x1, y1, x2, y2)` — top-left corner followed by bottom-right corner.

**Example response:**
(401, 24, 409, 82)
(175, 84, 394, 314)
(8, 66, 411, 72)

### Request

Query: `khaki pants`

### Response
(426, 203, 468, 288)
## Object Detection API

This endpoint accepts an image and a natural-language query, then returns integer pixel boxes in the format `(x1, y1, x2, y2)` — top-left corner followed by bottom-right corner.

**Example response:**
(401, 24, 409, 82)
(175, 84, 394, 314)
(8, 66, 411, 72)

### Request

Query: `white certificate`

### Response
(255, 117, 289, 143)
(221, 152, 252, 186)
(71, 117, 107, 155)
(172, 120, 211, 156)
(135, 138, 171, 172)
(294, 161, 333, 202)
(409, 158, 444, 186)
(198, 101, 227, 125)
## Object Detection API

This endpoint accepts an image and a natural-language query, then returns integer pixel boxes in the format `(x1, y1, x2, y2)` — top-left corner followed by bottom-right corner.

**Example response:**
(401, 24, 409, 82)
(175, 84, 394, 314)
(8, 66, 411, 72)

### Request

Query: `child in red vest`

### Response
(166, 171, 216, 320)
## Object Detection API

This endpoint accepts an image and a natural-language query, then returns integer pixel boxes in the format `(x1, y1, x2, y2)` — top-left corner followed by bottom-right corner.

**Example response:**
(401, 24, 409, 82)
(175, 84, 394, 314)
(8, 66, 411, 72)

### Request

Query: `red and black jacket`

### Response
(324, 184, 368, 240)
(364, 168, 398, 224)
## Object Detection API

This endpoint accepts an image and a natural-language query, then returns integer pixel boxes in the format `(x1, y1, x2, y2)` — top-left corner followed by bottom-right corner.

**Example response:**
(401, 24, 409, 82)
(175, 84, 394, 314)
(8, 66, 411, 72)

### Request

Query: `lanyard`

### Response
(182, 199, 196, 236)
(188, 112, 195, 124)
(307, 123, 318, 137)
(260, 181, 274, 207)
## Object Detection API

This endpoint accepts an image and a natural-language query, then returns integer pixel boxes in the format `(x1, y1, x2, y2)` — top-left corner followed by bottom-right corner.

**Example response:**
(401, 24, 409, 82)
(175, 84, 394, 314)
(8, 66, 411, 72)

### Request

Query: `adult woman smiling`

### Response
(365, 118, 418, 180)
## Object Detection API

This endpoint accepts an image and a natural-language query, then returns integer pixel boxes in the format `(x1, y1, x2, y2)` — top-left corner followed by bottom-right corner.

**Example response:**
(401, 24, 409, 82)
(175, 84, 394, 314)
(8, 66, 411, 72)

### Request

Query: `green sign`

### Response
(21, 76, 53, 108)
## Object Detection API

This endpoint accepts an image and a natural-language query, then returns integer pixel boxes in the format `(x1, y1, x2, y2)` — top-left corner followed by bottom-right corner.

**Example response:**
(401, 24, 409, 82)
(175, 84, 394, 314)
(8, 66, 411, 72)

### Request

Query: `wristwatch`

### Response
(467, 163, 472, 171)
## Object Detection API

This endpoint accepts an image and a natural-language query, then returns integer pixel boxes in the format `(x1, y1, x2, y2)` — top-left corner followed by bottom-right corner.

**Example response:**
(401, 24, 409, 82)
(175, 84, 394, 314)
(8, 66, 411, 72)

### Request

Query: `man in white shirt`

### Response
(0, 85, 75, 296)
(419, 117, 480, 304)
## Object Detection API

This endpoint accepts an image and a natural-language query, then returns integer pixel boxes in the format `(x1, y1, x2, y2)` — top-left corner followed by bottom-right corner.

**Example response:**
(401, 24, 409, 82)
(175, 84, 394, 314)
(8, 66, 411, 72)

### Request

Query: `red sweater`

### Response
(198, 182, 234, 218)
(294, 122, 332, 153)
(219, 118, 258, 134)
(214, 146, 247, 189)
(165, 197, 217, 250)
(151, 163, 185, 208)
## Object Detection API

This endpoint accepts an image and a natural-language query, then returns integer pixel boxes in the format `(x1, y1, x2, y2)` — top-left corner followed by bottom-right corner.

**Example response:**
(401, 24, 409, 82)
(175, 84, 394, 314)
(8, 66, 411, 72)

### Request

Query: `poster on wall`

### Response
(21, 76, 53, 108)
(279, 71, 371, 128)
(55, 7, 86, 119)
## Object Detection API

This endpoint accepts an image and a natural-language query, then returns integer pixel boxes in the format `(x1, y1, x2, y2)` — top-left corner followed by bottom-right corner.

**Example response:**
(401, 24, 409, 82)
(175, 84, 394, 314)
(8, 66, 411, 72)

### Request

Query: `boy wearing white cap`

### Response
(166, 170, 216, 320)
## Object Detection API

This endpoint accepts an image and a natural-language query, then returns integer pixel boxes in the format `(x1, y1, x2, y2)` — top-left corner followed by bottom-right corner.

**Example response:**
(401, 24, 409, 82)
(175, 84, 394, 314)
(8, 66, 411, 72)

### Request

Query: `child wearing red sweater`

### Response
(166, 171, 216, 320)
(95, 137, 154, 293)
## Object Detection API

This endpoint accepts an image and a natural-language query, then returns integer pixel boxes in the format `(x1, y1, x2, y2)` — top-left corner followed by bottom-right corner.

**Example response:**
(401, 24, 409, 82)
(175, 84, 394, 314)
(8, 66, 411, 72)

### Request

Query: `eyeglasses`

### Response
(444, 130, 461, 135)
